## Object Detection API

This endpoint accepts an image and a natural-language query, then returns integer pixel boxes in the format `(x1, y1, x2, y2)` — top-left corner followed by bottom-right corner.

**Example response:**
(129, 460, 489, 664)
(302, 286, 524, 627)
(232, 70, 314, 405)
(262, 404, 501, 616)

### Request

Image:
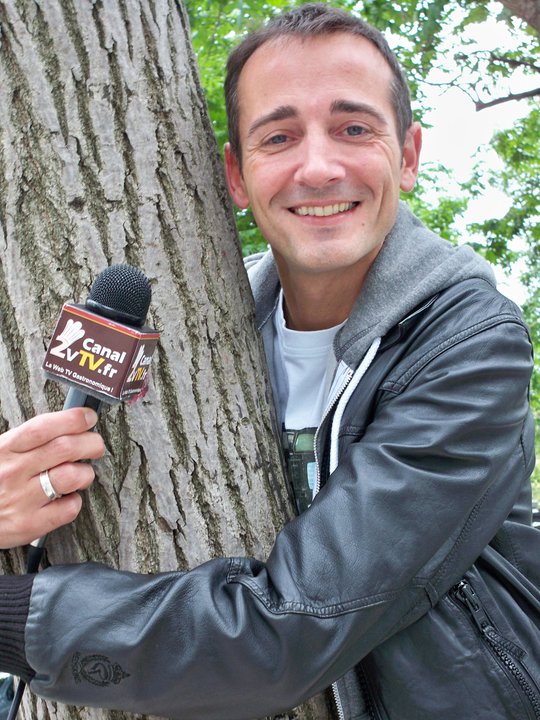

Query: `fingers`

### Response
(25, 429, 105, 481)
(4, 407, 98, 454)
(35, 462, 96, 504)
(0, 461, 98, 549)
(0, 492, 84, 550)
(0, 409, 105, 483)
(0, 408, 105, 549)
(37, 492, 84, 538)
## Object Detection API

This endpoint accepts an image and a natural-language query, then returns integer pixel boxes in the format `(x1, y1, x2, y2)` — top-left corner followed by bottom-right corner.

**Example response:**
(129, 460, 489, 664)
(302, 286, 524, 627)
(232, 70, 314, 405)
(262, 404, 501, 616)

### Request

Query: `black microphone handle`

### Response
(63, 387, 102, 414)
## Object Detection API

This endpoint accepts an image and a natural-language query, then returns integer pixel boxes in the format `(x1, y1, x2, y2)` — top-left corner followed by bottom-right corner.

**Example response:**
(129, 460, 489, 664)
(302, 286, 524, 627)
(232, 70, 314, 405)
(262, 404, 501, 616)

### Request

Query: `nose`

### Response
(293, 132, 346, 188)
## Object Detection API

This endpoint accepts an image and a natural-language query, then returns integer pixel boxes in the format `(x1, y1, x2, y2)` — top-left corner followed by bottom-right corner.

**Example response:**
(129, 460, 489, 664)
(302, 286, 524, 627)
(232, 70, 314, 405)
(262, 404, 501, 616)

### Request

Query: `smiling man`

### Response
(0, 5, 538, 720)
(225, 30, 420, 331)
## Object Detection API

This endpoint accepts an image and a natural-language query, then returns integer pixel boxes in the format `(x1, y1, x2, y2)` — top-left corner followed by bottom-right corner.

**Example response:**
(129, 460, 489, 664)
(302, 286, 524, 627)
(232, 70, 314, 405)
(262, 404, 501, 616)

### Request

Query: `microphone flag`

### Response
(43, 302, 160, 403)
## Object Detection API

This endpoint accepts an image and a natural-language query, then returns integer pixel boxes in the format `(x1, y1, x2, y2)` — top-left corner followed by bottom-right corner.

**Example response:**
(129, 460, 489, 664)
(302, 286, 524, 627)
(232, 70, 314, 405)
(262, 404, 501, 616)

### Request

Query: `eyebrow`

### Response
(330, 99, 388, 127)
(247, 105, 298, 137)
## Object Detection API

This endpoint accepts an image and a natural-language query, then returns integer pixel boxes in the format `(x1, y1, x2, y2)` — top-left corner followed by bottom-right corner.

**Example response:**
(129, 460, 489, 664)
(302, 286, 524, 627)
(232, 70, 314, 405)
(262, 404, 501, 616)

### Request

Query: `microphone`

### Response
(43, 264, 160, 412)
(35, 263, 159, 553)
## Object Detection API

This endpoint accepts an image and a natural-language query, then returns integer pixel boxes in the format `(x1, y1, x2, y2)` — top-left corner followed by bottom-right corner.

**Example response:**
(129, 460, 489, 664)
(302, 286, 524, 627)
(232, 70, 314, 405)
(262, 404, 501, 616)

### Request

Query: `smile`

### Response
(291, 202, 358, 217)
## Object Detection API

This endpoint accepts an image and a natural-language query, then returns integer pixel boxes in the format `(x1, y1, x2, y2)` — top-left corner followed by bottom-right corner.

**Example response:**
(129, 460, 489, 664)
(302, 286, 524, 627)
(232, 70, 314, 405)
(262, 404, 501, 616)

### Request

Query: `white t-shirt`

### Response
(273, 291, 345, 429)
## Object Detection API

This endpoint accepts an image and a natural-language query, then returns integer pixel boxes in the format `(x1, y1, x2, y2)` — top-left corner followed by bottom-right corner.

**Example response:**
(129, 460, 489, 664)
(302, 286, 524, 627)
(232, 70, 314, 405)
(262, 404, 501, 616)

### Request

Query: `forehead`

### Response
(236, 33, 395, 128)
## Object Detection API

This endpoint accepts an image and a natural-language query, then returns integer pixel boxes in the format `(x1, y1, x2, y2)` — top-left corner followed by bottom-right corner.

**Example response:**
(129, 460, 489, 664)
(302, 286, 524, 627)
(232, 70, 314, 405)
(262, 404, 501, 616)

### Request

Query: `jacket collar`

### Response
(246, 203, 496, 369)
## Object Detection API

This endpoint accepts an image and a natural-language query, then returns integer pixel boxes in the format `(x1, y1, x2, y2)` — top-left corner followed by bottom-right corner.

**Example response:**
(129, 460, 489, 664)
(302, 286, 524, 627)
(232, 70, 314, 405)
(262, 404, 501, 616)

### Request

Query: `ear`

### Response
(399, 122, 422, 193)
(224, 143, 250, 209)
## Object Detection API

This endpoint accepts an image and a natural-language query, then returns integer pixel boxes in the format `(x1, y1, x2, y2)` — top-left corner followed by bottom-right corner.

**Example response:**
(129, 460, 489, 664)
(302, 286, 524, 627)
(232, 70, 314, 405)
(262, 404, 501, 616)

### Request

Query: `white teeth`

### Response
(294, 202, 355, 217)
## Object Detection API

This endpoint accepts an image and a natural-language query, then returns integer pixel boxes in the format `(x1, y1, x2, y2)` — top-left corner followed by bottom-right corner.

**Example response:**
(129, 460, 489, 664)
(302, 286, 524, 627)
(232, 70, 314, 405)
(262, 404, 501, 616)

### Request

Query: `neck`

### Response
(279, 269, 364, 331)
(274, 242, 383, 331)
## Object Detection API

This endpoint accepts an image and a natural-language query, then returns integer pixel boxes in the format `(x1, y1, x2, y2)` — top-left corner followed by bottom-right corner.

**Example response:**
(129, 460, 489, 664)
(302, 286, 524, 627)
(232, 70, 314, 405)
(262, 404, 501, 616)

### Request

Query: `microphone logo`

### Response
(43, 303, 160, 403)
(126, 344, 153, 384)
(49, 319, 85, 359)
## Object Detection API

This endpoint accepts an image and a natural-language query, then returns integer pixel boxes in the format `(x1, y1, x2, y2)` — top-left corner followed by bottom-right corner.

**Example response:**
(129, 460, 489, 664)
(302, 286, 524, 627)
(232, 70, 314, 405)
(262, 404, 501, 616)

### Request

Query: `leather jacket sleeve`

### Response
(25, 307, 534, 720)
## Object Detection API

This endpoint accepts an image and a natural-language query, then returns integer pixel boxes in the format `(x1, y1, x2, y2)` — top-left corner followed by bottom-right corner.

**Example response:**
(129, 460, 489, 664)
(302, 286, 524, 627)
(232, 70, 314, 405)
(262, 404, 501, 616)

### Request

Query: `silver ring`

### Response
(39, 470, 62, 501)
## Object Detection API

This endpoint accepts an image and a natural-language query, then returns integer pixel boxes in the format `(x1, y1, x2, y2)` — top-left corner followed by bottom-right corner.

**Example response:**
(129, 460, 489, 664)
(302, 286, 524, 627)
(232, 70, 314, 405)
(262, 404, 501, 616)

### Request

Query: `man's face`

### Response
(225, 33, 421, 285)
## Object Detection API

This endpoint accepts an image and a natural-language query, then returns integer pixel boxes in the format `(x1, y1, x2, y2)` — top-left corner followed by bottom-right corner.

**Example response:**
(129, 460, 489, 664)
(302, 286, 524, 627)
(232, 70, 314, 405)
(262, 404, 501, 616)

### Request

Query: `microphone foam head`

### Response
(88, 264, 151, 326)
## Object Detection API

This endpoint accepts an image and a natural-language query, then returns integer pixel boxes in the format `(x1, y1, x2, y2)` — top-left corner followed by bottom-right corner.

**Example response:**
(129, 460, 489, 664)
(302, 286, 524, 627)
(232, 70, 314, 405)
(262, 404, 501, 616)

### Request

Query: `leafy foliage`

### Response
(467, 109, 539, 264)
(467, 106, 539, 501)
(406, 163, 469, 242)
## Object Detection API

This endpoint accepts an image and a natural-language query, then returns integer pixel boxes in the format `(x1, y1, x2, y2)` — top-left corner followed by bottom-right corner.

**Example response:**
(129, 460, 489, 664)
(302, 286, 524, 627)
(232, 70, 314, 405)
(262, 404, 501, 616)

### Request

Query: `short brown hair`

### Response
(225, 3, 413, 161)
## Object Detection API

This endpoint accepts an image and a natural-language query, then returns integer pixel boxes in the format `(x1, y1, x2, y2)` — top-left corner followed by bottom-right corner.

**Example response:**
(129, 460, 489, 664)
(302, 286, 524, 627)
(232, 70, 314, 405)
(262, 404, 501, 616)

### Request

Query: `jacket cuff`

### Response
(0, 573, 35, 681)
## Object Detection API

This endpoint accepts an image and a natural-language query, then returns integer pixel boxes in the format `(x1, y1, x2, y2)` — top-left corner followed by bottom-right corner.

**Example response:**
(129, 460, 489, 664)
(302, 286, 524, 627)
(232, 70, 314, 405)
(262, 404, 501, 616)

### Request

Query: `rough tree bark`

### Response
(0, 1, 333, 719)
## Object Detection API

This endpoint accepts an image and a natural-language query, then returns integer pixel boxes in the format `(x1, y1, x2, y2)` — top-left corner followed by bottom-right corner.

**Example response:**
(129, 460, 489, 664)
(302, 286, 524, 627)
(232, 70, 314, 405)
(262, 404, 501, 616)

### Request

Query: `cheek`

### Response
(359, 144, 402, 178)
(248, 152, 294, 190)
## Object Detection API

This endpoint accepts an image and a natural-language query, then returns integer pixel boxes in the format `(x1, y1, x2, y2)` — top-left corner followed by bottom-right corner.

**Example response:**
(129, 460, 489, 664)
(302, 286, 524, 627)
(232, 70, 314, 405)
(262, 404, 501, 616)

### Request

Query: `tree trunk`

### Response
(0, 1, 333, 719)
(499, 0, 540, 33)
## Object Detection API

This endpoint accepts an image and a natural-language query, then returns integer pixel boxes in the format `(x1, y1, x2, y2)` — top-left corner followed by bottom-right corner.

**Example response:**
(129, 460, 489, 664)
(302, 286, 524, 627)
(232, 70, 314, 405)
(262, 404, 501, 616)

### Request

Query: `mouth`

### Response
(290, 202, 359, 217)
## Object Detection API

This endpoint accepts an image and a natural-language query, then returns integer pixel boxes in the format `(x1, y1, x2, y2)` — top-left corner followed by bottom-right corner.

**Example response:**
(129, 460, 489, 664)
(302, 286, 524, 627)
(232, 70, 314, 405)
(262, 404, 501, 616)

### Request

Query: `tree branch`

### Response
(488, 53, 540, 73)
(475, 86, 540, 110)
(455, 50, 540, 74)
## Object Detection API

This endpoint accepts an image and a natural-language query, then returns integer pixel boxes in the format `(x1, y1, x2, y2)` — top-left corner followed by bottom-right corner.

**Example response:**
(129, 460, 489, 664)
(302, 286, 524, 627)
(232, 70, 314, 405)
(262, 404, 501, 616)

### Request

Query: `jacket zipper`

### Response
(315, 341, 381, 719)
(453, 580, 540, 720)
(312, 366, 352, 720)
(332, 683, 346, 720)
(313, 367, 353, 498)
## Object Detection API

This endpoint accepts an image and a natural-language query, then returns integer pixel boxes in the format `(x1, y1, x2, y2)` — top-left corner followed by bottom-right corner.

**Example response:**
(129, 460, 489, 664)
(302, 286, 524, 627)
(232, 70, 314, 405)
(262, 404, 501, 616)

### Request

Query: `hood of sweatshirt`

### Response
(246, 202, 496, 369)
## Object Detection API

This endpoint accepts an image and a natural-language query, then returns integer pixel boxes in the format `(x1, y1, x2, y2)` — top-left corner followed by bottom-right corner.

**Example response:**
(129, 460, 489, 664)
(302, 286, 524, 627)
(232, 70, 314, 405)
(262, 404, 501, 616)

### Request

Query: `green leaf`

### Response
(459, 3, 490, 29)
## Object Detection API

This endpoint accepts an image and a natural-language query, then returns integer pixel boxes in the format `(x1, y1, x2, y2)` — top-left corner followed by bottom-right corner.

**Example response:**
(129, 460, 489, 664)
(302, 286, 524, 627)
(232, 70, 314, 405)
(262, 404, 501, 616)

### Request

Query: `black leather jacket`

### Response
(318, 278, 539, 719)
(22, 270, 538, 720)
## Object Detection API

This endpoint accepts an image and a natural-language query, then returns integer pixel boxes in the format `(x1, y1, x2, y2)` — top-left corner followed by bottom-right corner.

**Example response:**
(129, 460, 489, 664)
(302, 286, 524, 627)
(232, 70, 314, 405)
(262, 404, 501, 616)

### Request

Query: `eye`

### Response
(345, 125, 366, 137)
(267, 134, 288, 145)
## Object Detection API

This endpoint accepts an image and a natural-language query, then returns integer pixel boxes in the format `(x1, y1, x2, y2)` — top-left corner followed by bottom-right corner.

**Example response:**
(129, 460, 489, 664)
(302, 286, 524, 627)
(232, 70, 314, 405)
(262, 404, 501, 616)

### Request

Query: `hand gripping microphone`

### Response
(36, 264, 159, 552)
(9, 266, 160, 720)
(34, 264, 159, 552)
(43, 264, 160, 412)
